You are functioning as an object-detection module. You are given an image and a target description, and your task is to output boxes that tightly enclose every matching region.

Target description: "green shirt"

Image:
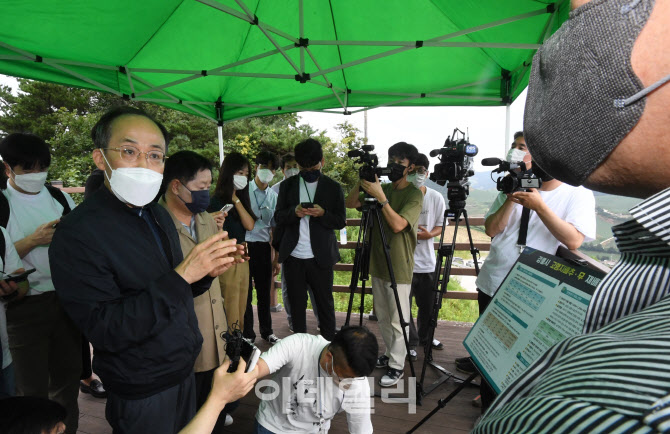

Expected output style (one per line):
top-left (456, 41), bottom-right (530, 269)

top-left (366, 182), bottom-right (423, 284)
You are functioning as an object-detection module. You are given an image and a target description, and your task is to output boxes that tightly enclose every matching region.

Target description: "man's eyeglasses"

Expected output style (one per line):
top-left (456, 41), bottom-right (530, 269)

top-left (412, 168), bottom-right (427, 175)
top-left (104, 145), bottom-right (166, 166)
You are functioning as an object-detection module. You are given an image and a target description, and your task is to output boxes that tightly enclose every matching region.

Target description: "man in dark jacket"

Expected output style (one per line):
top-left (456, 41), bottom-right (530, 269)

top-left (274, 138), bottom-right (346, 341)
top-left (49, 107), bottom-right (249, 434)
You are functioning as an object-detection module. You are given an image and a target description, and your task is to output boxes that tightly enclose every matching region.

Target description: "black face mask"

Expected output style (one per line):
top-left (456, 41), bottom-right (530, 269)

top-left (388, 162), bottom-right (407, 182)
top-left (300, 169), bottom-right (321, 183)
top-left (531, 164), bottom-right (554, 182)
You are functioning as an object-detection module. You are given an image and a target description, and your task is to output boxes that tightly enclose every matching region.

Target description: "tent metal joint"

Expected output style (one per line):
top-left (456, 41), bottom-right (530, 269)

top-left (295, 73), bottom-right (310, 83)
top-left (415, 40), bottom-right (424, 48)
top-left (122, 93), bottom-right (130, 101)
top-left (295, 38), bottom-right (309, 47)
top-left (35, 55), bottom-right (43, 63)
top-left (421, 93), bottom-right (426, 98)
top-left (201, 70), bottom-right (208, 76)
top-left (344, 110), bottom-right (352, 115)
top-left (118, 66), bottom-right (126, 74)
top-left (546, 3), bottom-right (556, 13)
top-left (251, 14), bottom-right (259, 25)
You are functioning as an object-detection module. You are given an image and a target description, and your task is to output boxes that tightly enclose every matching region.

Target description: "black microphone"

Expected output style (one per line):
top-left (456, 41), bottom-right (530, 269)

top-left (481, 158), bottom-right (502, 166)
top-left (429, 149), bottom-right (442, 158)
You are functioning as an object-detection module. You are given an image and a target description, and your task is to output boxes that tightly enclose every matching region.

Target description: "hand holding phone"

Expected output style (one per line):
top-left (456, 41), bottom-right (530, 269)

top-left (221, 204), bottom-right (234, 213)
top-left (301, 202), bottom-right (314, 209)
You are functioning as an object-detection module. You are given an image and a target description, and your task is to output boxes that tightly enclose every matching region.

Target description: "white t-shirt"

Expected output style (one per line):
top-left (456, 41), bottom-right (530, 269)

top-left (475, 184), bottom-right (596, 297)
top-left (256, 334), bottom-right (373, 434)
top-left (0, 226), bottom-right (24, 369)
top-left (3, 184), bottom-right (76, 295)
top-left (291, 178), bottom-right (318, 259)
top-left (413, 187), bottom-right (447, 273)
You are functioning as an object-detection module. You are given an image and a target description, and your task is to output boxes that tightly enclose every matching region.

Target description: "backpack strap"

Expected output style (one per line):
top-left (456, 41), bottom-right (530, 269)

top-left (0, 228), bottom-right (5, 273)
top-left (45, 185), bottom-right (72, 216)
top-left (0, 193), bottom-right (9, 229)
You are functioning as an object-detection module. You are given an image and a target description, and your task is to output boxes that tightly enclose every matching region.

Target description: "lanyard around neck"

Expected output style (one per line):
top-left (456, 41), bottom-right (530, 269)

top-left (302, 177), bottom-right (314, 203)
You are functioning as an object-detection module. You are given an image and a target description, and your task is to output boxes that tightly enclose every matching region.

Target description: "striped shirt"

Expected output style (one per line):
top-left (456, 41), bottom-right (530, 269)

top-left (473, 187), bottom-right (670, 433)
top-left (473, 294), bottom-right (670, 433)
top-left (584, 187), bottom-right (670, 333)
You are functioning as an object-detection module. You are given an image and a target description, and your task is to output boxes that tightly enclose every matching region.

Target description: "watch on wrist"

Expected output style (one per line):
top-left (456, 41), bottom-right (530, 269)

top-left (234, 199), bottom-right (240, 204)
top-left (379, 199), bottom-right (389, 207)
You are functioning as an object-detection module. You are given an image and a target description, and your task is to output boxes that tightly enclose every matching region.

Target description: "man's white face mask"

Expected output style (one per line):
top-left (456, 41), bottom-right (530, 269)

top-left (101, 151), bottom-right (163, 207)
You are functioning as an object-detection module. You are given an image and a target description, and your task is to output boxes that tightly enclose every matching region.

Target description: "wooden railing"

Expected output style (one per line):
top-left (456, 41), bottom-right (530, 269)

top-left (274, 217), bottom-right (489, 301)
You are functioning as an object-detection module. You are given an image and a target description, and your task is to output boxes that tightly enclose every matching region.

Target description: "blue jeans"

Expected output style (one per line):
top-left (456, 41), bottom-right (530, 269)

top-left (254, 419), bottom-right (275, 434)
top-left (0, 362), bottom-right (15, 398)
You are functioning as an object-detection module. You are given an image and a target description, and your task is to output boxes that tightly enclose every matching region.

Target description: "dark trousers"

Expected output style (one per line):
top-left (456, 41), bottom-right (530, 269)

top-left (408, 272), bottom-right (436, 350)
top-left (477, 289), bottom-right (496, 413)
top-left (106, 374), bottom-right (196, 434)
top-left (7, 292), bottom-right (81, 434)
top-left (194, 369), bottom-right (239, 434)
top-left (283, 256), bottom-right (336, 341)
top-left (81, 335), bottom-right (92, 380)
top-left (244, 242), bottom-right (274, 340)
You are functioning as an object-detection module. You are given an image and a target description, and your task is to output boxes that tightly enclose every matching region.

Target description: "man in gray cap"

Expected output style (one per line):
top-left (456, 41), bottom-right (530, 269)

top-left (473, 0), bottom-right (670, 431)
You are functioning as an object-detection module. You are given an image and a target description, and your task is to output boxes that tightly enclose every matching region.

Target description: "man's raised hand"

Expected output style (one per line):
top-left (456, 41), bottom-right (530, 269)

top-left (175, 231), bottom-right (240, 283)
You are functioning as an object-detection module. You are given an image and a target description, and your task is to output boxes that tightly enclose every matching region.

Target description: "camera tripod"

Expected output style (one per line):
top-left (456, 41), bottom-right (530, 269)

top-left (415, 199), bottom-right (481, 404)
top-left (343, 196), bottom-right (416, 381)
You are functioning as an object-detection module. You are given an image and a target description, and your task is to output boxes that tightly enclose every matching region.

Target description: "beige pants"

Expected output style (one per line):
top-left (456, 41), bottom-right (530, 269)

top-left (371, 277), bottom-right (411, 370)
top-left (219, 260), bottom-right (250, 332)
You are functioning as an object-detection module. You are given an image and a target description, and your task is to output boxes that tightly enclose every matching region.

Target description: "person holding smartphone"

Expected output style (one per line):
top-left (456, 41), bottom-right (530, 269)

top-left (274, 139), bottom-right (346, 341)
top-left (208, 152), bottom-right (256, 333)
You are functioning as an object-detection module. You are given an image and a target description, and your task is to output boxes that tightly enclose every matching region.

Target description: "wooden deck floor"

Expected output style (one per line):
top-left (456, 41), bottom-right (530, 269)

top-left (76, 309), bottom-right (479, 434)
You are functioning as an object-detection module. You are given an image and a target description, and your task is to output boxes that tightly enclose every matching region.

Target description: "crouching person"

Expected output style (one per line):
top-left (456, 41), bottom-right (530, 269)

top-left (254, 327), bottom-right (378, 433)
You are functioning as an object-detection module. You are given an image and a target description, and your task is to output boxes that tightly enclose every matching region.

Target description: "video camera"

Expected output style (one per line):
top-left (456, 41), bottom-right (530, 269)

top-left (481, 157), bottom-right (542, 194)
top-left (348, 145), bottom-right (394, 182)
top-left (429, 128), bottom-right (478, 208)
top-left (429, 128), bottom-right (478, 186)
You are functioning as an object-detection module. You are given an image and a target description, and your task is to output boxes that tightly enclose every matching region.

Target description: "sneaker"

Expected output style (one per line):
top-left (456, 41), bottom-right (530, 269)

top-left (431, 339), bottom-right (444, 350)
top-left (264, 334), bottom-right (281, 344)
top-left (407, 350), bottom-right (418, 361)
top-left (224, 414), bottom-right (233, 427)
top-left (456, 357), bottom-right (476, 375)
top-left (288, 323), bottom-right (294, 333)
top-left (379, 368), bottom-right (404, 387)
top-left (376, 355), bottom-right (389, 369)
top-left (472, 394), bottom-right (482, 408)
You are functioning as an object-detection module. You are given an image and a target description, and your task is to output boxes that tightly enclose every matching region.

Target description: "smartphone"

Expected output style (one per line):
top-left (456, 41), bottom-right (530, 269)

top-left (220, 204), bottom-right (234, 213)
top-left (4, 268), bottom-right (36, 283)
top-left (301, 202), bottom-right (314, 209)
top-left (246, 347), bottom-right (261, 373)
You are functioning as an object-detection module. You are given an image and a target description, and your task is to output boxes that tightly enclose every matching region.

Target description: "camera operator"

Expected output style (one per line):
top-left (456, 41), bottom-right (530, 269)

top-left (461, 132), bottom-right (596, 413)
top-left (473, 0), bottom-right (670, 431)
top-left (345, 142), bottom-right (423, 387)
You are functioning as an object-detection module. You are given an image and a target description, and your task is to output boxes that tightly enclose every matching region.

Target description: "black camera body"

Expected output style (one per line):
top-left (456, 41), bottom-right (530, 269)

top-left (483, 158), bottom-right (543, 194)
top-left (429, 129), bottom-right (478, 187)
top-left (497, 172), bottom-right (543, 194)
top-left (348, 145), bottom-right (393, 182)
top-left (221, 326), bottom-right (255, 373)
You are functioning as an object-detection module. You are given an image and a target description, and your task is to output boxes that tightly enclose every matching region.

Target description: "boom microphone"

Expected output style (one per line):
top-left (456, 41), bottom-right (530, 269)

top-left (481, 158), bottom-right (502, 166)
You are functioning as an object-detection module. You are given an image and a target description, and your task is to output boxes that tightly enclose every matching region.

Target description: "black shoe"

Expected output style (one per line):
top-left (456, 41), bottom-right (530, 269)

top-left (456, 358), bottom-right (476, 375)
top-left (431, 339), bottom-right (444, 350)
top-left (80, 379), bottom-right (107, 398)
top-left (376, 355), bottom-right (389, 368)
top-left (407, 350), bottom-right (418, 361)
top-left (263, 334), bottom-right (281, 344)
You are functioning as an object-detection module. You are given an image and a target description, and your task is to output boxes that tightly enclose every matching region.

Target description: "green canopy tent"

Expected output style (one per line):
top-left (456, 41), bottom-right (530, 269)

top-left (0, 0), bottom-right (568, 161)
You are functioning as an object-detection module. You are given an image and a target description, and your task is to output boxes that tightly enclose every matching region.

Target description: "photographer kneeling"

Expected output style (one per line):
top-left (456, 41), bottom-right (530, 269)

top-left (253, 326), bottom-right (378, 434)
top-left (345, 142), bottom-right (423, 387)
top-left (460, 132), bottom-right (596, 413)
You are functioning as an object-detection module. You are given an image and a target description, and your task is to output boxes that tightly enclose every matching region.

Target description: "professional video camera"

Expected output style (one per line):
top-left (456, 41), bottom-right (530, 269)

top-left (429, 129), bottom-right (478, 186)
top-left (429, 128), bottom-right (478, 207)
top-left (347, 145), bottom-right (394, 182)
top-left (481, 157), bottom-right (542, 194)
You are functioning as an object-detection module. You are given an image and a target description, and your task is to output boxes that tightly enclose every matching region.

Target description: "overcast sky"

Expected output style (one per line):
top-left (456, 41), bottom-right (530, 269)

top-left (0, 73), bottom-right (526, 170)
